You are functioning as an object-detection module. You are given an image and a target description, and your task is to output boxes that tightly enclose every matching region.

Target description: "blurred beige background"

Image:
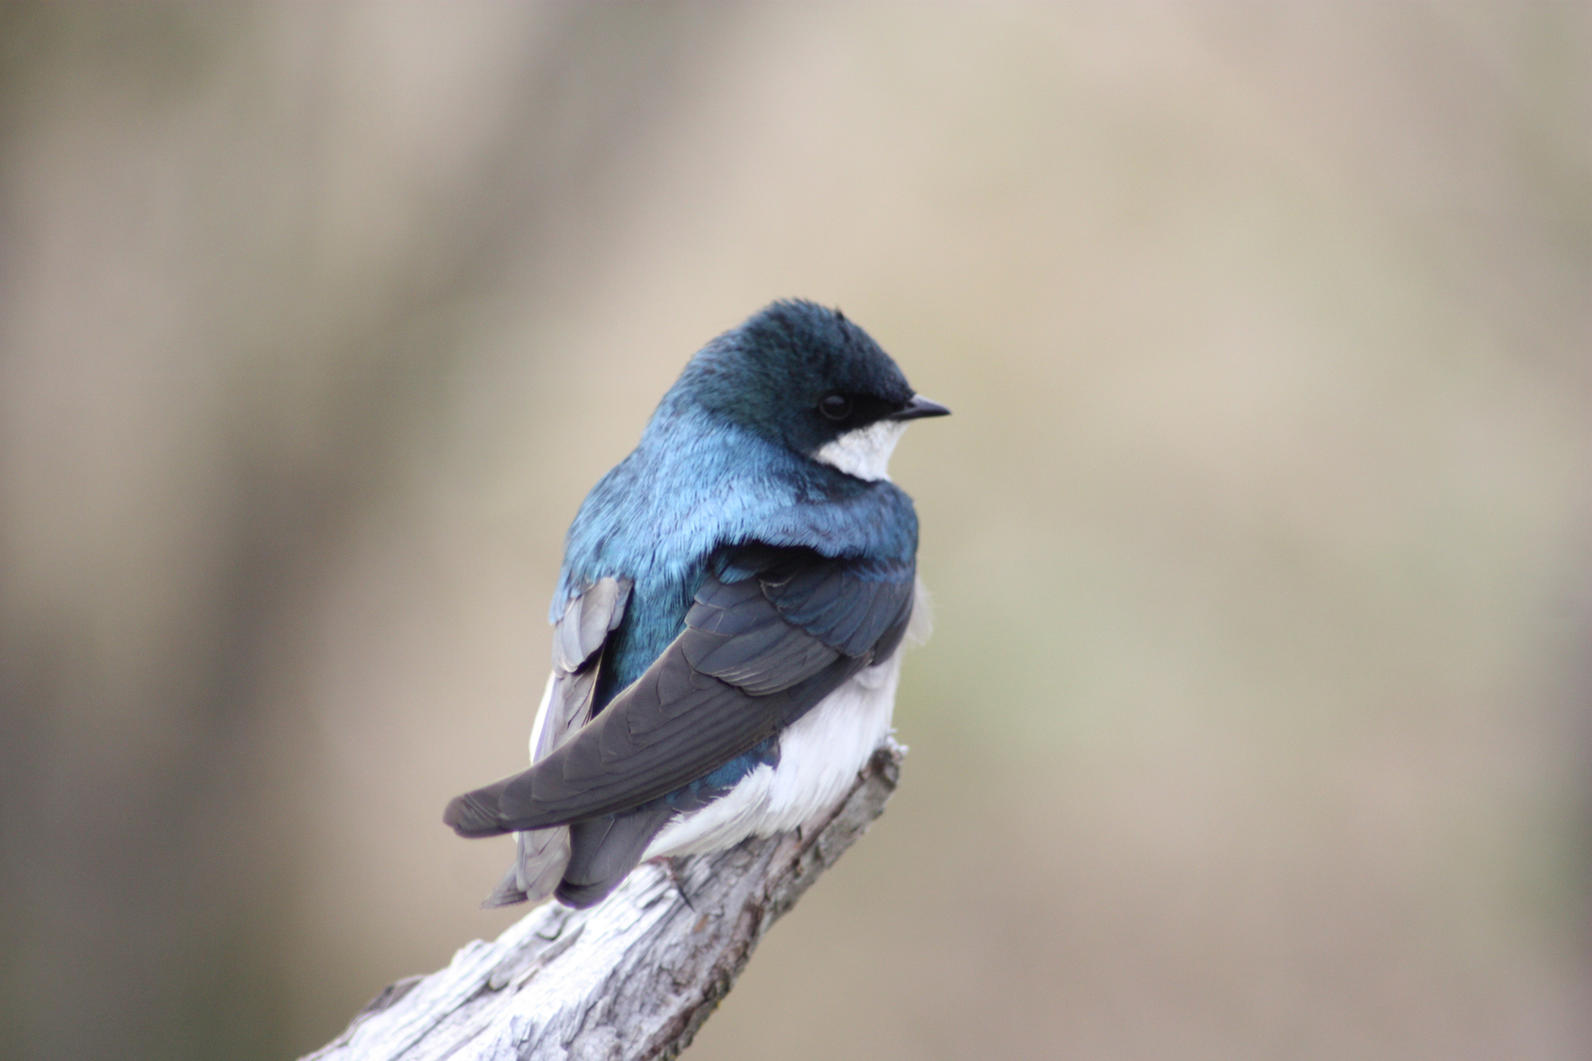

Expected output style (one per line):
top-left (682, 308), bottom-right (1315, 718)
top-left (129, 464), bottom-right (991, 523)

top-left (2, 3), bottom-right (1588, 1059)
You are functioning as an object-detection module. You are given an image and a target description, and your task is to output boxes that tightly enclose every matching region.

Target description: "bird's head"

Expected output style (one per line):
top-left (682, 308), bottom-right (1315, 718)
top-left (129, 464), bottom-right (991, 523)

top-left (669, 299), bottom-right (948, 481)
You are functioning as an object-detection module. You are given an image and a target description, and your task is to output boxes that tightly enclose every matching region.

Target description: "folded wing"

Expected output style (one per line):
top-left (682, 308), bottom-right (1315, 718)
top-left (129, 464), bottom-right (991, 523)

top-left (445, 545), bottom-right (914, 839)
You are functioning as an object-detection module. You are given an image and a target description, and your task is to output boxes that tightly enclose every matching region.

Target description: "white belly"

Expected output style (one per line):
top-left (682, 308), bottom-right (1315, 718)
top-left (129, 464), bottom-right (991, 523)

top-left (643, 651), bottom-right (903, 860)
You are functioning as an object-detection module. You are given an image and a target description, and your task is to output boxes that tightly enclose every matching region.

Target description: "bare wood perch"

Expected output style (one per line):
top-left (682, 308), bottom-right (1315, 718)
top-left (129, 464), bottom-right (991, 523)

top-left (304, 740), bottom-right (904, 1061)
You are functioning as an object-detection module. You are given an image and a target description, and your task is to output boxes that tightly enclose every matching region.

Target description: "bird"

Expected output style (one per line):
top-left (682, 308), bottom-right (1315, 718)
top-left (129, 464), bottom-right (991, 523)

top-left (444, 299), bottom-right (948, 908)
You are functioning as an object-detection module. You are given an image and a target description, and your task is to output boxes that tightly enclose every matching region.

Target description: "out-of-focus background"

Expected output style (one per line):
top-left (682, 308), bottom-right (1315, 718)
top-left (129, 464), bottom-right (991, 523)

top-left (2, 4), bottom-right (1588, 1059)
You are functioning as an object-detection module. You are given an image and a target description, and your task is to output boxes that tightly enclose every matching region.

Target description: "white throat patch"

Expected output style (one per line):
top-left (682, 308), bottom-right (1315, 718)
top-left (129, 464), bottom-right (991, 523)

top-left (814, 419), bottom-right (907, 481)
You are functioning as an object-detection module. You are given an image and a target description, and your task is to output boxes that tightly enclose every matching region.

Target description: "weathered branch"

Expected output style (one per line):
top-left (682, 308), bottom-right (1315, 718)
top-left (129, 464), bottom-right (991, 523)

top-left (304, 741), bottom-right (904, 1061)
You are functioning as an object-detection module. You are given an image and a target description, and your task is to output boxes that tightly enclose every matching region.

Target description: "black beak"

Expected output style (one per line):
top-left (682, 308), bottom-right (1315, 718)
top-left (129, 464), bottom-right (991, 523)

top-left (891, 394), bottom-right (951, 421)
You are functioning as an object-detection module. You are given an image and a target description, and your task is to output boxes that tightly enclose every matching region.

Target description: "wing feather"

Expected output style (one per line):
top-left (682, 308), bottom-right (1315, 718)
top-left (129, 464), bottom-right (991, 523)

top-left (444, 546), bottom-right (913, 837)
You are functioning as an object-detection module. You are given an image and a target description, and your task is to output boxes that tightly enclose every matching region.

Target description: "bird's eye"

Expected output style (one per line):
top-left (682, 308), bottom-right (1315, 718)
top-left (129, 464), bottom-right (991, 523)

top-left (818, 392), bottom-right (853, 421)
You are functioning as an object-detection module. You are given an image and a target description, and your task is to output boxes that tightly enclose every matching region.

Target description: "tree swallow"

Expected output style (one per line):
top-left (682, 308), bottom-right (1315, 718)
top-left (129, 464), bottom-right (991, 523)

top-left (444, 299), bottom-right (948, 908)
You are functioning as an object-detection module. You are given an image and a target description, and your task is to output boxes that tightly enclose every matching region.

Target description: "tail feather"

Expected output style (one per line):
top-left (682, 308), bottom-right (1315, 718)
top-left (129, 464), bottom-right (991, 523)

top-left (445, 762), bottom-right (677, 908)
top-left (481, 826), bottom-right (572, 907)
top-left (554, 803), bottom-right (675, 908)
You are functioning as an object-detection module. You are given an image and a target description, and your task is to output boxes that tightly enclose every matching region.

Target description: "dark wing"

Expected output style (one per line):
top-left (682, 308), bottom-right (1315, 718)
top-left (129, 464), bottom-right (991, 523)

top-left (479, 577), bottom-right (630, 907)
top-left (444, 545), bottom-right (914, 837)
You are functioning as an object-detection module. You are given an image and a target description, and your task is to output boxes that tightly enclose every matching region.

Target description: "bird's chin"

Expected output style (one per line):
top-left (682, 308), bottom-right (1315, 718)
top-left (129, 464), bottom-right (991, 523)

top-left (813, 420), bottom-right (907, 481)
